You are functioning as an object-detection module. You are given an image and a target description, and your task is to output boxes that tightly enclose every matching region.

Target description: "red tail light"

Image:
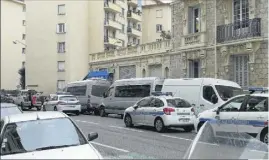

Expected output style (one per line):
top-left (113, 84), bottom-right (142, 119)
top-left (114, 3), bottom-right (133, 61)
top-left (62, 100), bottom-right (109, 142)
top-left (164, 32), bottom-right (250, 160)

top-left (57, 101), bottom-right (66, 105)
top-left (163, 107), bottom-right (175, 115)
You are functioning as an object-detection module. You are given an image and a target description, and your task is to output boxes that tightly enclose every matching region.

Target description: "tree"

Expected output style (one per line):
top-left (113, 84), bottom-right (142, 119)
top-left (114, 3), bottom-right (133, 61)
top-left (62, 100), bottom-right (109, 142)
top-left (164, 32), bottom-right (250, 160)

top-left (18, 67), bottom-right (25, 89)
top-left (160, 30), bottom-right (172, 40)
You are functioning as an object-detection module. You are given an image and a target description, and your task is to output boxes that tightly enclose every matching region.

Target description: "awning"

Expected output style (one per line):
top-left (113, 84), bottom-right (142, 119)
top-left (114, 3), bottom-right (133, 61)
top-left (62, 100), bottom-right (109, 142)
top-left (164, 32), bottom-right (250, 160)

top-left (83, 71), bottom-right (109, 80)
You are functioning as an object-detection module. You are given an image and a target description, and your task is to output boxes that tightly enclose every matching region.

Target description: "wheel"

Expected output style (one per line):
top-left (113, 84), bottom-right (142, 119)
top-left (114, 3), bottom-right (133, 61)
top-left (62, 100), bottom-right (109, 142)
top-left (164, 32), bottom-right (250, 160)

top-left (183, 126), bottom-right (193, 132)
top-left (197, 122), bottom-right (204, 132)
top-left (260, 129), bottom-right (268, 144)
top-left (21, 103), bottom-right (25, 111)
top-left (94, 110), bottom-right (100, 116)
top-left (124, 114), bottom-right (133, 127)
top-left (42, 105), bottom-right (46, 111)
top-left (37, 106), bottom-right (41, 111)
top-left (99, 107), bottom-right (107, 117)
top-left (154, 118), bottom-right (166, 133)
top-left (54, 106), bottom-right (57, 111)
top-left (75, 111), bottom-right (80, 116)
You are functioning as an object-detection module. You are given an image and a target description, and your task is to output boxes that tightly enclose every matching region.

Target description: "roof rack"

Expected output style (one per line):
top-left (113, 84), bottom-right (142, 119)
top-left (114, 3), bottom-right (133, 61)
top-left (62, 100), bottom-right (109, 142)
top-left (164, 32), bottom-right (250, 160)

top-left (248, 87), bottom-right (268, 94)
top-left (151, 92), bottom-right (173, 96)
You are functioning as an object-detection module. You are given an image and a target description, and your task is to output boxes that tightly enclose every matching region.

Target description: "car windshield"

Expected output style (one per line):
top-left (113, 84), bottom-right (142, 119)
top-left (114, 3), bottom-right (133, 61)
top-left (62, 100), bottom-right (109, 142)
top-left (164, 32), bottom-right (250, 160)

top-left (0, 118), bottom-right (87, 156)
top-left (166, 98), bottom-right (192, 108)
top-left (215, 85), bottom-right (243, 101)
top-left (1, 106), bottom-right (22, 117)
top-left (59, 96), bottom-right (77, 101)
top-left (155, 85), bottom-right (163, 91)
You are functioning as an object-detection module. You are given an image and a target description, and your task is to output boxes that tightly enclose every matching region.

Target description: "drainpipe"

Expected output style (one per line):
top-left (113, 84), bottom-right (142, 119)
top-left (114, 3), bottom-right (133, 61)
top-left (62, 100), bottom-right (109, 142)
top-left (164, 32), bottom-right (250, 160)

top-left (214, 0), bottom-right (218, 78)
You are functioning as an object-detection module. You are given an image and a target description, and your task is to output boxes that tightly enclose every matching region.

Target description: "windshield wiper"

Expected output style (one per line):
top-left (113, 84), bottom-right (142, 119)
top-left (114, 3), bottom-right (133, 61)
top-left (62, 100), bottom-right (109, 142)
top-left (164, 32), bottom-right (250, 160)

top-left (35, 144), bottom-right (80, 151)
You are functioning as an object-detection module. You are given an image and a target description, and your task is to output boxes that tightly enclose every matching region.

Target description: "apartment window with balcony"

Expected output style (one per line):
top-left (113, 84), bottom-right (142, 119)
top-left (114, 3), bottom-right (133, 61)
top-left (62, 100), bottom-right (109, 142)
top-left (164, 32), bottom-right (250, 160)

top-left (57, 42), bottom-right (65, 53)
top-left (58, 4), bottom-right (66, 15)
top-left (22, 48), bottom-right (25, 54)
top-left (22, 20), bottom-right (26, 26)
top-left (233, 0), bottom-right (249, 29)
top-left (57, 23), bottom-right (66, 33)
top-left (133, 37), bottom-right (137, 44)
top-left (137, 24), bottom-right (141, 31)
top-left (156, 24), bottom-right (162, 32)
top-left (58, 61), bottom-right (65, 72)
top-left (156, 9), bottom-right (163, 18)
top-left (188, 60), bottom-right (200, 78)
top-left (22, 34), bottom-right (26, 40)
top-left (57, 80), bottom-right (65, 90)
top-left (188, 6), bottom-right (200, 33)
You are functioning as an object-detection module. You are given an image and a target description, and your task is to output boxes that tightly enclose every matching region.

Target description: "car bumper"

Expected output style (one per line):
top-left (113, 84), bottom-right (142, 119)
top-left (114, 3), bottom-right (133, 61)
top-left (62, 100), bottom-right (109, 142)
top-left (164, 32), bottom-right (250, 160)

top-left (163, 115), bottom-right (196, 127)
top-left (23, 102), bottom-right (31, 106)
top-left (57, 105), bottom-right (81, 112)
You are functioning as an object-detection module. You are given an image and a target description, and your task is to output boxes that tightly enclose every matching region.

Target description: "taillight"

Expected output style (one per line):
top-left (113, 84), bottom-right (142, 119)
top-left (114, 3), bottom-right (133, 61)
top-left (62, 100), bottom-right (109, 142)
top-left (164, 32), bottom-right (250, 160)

top-left (57, 101), bottom-right (66, 105)
top-left (163, 107), bottom-right (175, 115)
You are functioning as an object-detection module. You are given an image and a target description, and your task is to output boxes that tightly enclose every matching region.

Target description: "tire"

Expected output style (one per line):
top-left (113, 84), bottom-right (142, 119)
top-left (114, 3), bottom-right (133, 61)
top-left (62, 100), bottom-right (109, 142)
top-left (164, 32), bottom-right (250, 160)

top-left (21, 103), bottom-right (25, 111)
top-left (154, 118), bottom-right (166, 133)
top-left (42, 105), bottom-right (46, 111)
top-left (183, 126), bottom-right (193, 132)
top-left (99, 107), bottom-right (107, 117)
top-left (120, 114), bottom-right (124, 119)
top-left (37, 106), bottom-right (41, 111)
top-left (54, 106), bottom-right (57, 111)
top-left (76, 111), bottom-right (80, 116)
top-left (197, 122), bottom-right (204, 132)
top-left (124, 114), bottom-right (133, 128)
top-left (94, 110), bottom-right (100, 116)
top-left (261, 129), bottom-right (268, 144)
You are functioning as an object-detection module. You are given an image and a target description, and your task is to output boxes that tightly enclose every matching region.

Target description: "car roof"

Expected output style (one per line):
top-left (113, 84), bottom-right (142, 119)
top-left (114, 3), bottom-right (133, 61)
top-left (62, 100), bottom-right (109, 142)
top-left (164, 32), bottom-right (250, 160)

top-left (58, 95), bottom-right (74, 97)
top-left (3, 111), bottom-right (68, 123)
top-left (0, 103), bottom-right (18, 108)
top-left (251, 93), bottom-right (269, 98)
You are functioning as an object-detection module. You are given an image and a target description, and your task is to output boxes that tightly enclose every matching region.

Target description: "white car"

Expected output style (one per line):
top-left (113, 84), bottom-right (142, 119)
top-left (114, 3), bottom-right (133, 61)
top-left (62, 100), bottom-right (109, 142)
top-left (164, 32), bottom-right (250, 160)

top-left (0, 112), bottom-right (103, 159)
top-left (123, 93), bottom-right (196, 132)
top-left (43, 95), bottom-right (81, 115)
top-left (194, 93), bottom-right (268, 144)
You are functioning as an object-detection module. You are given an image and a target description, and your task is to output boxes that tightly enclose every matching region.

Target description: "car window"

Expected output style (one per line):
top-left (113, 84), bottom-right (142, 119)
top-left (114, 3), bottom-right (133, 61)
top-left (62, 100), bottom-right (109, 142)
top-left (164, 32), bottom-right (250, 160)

top-left (137, 97), bottom-right (152, 107)
top-left (167, 98), bottom-right (192, 108)
top-left (0, 118), bottom-right (87, 156)
top-left (203, 86), bottom-right (217, 103)
top-left (245, 96), bottom-right (268, 112)
top-left (59, 96), bottom-right (77, 101)
top-left (51, 96), bottom-right (58, 101)
top-left (219, 96), bottom-right (245, 112)
top-left (106, 87), bottom-right (114, 97)
top-left (91, 85), bottom-right (109, 97)
top-left (150, 98), bottom-right (164, 107)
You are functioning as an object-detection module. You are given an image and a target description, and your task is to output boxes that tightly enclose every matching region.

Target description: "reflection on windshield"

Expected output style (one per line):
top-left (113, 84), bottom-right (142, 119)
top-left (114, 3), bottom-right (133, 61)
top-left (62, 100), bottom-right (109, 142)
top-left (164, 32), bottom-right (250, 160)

top-left (167, 99), bottom-right (191, 108)
top-left (215, 85), bottom-right (243, 101)
top-left (0, 118), bottom-right (87, 156)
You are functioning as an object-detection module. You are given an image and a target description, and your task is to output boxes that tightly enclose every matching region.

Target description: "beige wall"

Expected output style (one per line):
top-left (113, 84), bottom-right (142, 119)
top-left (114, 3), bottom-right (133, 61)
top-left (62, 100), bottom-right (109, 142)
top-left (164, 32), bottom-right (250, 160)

top-left (1, 0), bottom-right (25, 90)
top-left (142, 4), bottom-right (171, 43)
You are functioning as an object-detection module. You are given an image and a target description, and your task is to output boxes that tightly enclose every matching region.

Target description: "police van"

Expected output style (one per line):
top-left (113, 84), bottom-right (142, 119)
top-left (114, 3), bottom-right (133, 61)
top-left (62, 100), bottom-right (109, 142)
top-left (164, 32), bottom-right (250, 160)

top-left (123, 92), bottom-right (196, 132)
top-left (194, 87), bottom-right (268, 144)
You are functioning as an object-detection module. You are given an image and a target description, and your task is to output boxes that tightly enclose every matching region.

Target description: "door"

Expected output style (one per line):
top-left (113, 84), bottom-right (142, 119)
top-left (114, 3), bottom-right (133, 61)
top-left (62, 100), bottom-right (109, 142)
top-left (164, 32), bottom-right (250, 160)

top-left (103, 87), bottom-right (115, 114)
top-left (234, 55), bottom-right (249, 89)
top-left (144, 98), bottom-right (164, 126)
top-left (199, 85), bottom-right (219, 113)
top-left (214, 96), bottom-right (245, 138)
top-left (46, 96), bottom-right (58, 110)
top-left (132, 97), bottom-right (153, 125)
top-left (237, 96), bottom-right (268, 138)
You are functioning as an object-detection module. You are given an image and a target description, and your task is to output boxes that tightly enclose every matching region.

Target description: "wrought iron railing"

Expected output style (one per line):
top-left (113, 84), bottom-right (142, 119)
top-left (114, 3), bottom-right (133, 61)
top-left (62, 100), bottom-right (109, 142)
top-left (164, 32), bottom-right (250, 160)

top-left (217, 18), bottom-right (261, 43)
top-left (127, 27), bottom-right (132, 33)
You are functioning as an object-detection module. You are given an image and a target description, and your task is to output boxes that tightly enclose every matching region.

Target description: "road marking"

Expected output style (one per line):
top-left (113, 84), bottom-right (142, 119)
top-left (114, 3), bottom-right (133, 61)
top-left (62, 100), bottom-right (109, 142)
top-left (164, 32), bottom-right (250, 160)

top-left (109, 125), bottom-right (144, 133)
top-left (161, 134), bottom-right (219, 146)
top-left (91, 142), bottom-right (129, 153)
top-left (75, 120), bottom-right (99, 125)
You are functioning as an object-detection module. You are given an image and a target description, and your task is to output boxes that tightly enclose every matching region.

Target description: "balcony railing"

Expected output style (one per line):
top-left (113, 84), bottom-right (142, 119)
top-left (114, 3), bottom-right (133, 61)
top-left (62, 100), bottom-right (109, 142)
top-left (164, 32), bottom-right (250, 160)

top-left (217, 18), bottom-right (261, 43)
top-left (127, 10), bottom-right (142, 22)
top-left (127, 27), bottom-right (142, 37)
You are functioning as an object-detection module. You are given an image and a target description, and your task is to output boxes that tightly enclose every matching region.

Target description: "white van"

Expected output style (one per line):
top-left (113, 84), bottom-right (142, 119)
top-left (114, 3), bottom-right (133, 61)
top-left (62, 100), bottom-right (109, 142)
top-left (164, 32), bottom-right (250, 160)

top-left (161, 78), bottom-right (243, 114)
top-left (64, 78), bottom-right (111, 115)
top-left (100, 77), bottom-right (164, 118)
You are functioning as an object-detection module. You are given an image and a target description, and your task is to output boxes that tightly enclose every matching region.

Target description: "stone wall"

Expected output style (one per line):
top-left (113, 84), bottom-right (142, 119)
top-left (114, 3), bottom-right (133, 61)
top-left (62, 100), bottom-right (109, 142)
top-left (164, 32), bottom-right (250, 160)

top-left (256, 0), bottom-right (268, 38)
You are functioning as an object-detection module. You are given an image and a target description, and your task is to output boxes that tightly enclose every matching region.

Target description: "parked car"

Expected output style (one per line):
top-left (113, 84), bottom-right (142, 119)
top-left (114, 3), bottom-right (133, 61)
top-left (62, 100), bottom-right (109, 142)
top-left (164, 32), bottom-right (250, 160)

top-left (14, 89), bottom-right (42, 111)
top-left (0, 112), bottom-right (102, 159)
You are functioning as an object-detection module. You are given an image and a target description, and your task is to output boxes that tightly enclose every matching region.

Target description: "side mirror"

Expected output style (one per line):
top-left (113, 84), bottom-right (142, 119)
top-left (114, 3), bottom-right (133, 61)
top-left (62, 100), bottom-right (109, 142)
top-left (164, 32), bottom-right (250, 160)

top-left (87, 132), bottom-right (98, 141)
top-left (133, 105), bottom-right (138, 109)
top-left (216, 108), bottom-right (220, 115)
top-left (211, 94), bottom-right (218, 104)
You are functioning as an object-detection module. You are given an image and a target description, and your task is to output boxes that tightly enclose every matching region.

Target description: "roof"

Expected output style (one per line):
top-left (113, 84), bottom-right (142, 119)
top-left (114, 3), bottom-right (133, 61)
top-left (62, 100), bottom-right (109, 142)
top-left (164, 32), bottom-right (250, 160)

top-left (4, 111), bottom-right (68, 123)
top-left (115, 77), bottom-right (162, 82)
top-left (0, 103), bottom-right (18, 108)
top-left (68, 78), bottom-right (109, 85)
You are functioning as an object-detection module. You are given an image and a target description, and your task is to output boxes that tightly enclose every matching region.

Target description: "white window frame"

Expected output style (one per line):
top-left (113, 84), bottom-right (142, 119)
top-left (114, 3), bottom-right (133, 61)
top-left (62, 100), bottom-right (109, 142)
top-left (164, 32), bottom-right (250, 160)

top-left (57, 42), bottom-right (65, 53)
top-left (156, 9), bottom-right (163, 18)
top-left (188, 6), bottom-right (201, 34)
top-left (156, 24), bottom-right (162, 32)
top-left (58, 4), bottom-right (66, 15)
top-left (57, 80), bottom-right (66, 90)
top-left (57, 61), bottom-right (65, 72)
top-left (57, 23), bottom-right (66, 33)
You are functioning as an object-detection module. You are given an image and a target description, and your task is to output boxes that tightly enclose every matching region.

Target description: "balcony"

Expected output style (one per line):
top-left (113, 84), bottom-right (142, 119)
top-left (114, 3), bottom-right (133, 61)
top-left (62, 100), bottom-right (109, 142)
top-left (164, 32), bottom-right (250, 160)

top-left (89, 40), bottom-right (172, 63)
top-left (127, 10), bottom-right (142, 22)
top-left (217, 18), bottom-right (261, 43)
top-left (104, 36), bottom-right (122, 47)
top-left (127, 27), bottom-right (142, 37)
top-left (104, 19), bottom-right (121, 30)
top-left (127, 0), bottom-right (138, 7)
top-left (104, 1), bottom-right (121, 13)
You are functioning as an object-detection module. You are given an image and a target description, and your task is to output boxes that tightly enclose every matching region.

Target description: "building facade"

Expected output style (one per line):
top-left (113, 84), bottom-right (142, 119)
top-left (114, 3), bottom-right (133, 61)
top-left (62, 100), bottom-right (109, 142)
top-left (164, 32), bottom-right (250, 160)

top-left (89, 0), bottom-right (268, 89)
top-left (142, 0), bottom-right (172, 43)
top-left (1, 0), bottom-right (26, 90)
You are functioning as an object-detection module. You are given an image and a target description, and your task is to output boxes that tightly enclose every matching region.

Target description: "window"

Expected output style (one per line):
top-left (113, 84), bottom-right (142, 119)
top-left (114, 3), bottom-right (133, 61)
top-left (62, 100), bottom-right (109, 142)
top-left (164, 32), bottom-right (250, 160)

top-left (219, 96), bottom-right (245, 112)
top-left (57, 61), bottom-right (65, 72)
top-left (137, 97), bottom-right (153, 107)
top-left (233, 0), bottom-right (249, 28)
top-left (215, 85), bottom-right (243, 101)
top-left (58, 4), bottom-right (66, 15)
top-left (22, 5), bottom-right (26, 12)
top-left (57, 42), bottom-right (65, 53)
top-left (137, 39), bottom-right (140, 45)
top-left (150, 98), bottom-right (164, 107)
top-left (137, 24), bottom-right (141, 31)
top-left (121, 8), bottom-right (125, 17)
top-left (156, 24), bottom-right (162, 32)
top-left (245, 97), bottom-right (268, 112)
top-left (188, 60), bottom-right (200, 78)
top-left (203, 86), bottom-right (217, 103)
top-left (22, 48), bottom-right (25, 54)
top-left (167, 98), bottom-right (192, 108)
top-left (121, 24), bottom-right (125, 33)
top-left (22, 34), bottom-right (26, 40)
top-left (22, 20), bottom-right (26, 26)
top-left (156, 9), bottom-right (163, 18)
top-left (188, 6), bottom-right (200, 33)
top-left (22, 61), bottom-right (25, 67)
top-left (91, 85), bottom-right (110, 97)
top-left (51, 96), bottom-right (58, 101)
top-left (57, 23), bottom-right (66, 33)
top-left (66, 85), bottom-right (87, 96)
top-left (114, 85), bottom-right (151, 97)
top-left (57, 80), bottom-right (65, 90)
top-left (155, 85), bottom-right (162, 91)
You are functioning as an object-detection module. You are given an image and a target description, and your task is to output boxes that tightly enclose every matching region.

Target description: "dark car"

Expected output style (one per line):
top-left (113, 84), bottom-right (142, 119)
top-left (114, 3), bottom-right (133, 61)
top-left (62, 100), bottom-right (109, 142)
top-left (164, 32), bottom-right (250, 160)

top-left (1, 103), bottom-right (23, 118)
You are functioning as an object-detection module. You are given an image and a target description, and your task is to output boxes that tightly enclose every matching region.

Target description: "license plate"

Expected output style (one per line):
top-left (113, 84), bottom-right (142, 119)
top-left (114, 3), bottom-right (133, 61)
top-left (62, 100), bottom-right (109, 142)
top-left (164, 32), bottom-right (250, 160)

top-left (179, 118), bottom-right (189, 122)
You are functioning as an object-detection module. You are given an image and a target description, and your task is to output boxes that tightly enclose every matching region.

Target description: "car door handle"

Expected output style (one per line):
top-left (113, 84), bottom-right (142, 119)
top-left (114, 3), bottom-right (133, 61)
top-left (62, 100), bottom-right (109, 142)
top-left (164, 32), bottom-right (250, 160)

top-left (200, 104), bottom-right (204, 107)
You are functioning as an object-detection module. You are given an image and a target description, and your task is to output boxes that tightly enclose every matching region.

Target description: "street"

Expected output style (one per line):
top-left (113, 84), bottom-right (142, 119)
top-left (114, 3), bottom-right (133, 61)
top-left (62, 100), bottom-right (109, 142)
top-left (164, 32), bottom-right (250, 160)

top-left (25, 110), bottom-right (196, 159)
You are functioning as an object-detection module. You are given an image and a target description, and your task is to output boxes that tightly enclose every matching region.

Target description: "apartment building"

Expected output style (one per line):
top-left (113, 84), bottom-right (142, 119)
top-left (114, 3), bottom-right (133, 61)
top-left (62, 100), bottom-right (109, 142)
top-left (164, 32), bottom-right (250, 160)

top-left (142, 0), bottom-right (172, 43)
top-left (25, 0), bottom-right (142, 94)
top-left (1, 0), bottom-right (26, 90)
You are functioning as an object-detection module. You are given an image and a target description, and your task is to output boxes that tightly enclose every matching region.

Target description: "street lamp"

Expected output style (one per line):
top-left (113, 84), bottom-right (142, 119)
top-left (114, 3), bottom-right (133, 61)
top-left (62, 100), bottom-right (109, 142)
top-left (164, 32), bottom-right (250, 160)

top-left (13, 40), bottom-right (26, 47)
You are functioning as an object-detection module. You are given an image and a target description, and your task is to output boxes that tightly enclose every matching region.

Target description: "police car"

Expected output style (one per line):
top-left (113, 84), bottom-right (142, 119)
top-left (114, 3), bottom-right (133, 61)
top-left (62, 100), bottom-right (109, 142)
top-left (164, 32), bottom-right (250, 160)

top-left (194, 87), bottom-right (268, 144)
top-left (123, 92), bottom-right (196, 132)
